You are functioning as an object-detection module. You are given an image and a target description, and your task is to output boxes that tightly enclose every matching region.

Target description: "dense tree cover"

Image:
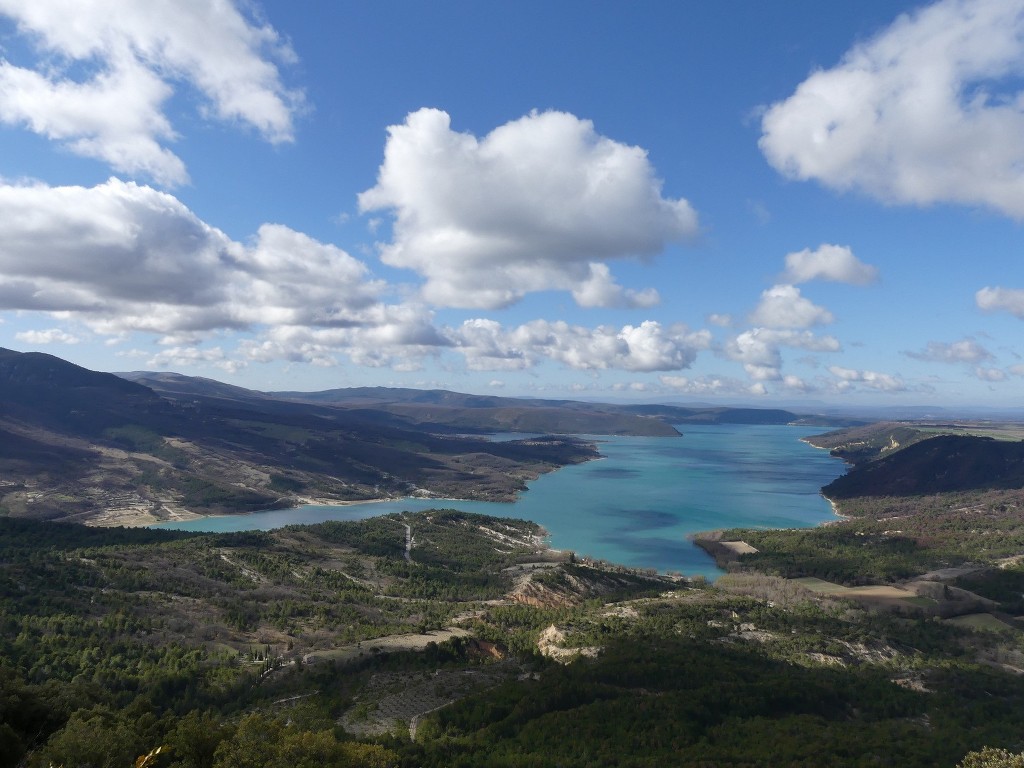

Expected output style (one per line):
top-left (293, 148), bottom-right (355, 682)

top-left (958, 747), bottom-right (1024, 767)
top-left (720, 488), bottom-right (1024, 585)
top-left (824, 436), bottom-right (1024, 498)
top-left (409, 597), bottom-right (1024, 767)
top-left (0, 511), bottom-right (566, 764)
top-left (5, 508), bottom-right (1024, 766)
top-left (723, 525), bottom-right (934, 584)
top-left (207, 713), bottom-right (400, 768)
top-left (954, 565), bottom-right (1024, 614)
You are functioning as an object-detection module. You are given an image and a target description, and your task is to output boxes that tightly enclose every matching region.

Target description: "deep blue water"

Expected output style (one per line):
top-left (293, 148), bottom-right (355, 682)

top-left (155, 424), bottom-right (845, 578)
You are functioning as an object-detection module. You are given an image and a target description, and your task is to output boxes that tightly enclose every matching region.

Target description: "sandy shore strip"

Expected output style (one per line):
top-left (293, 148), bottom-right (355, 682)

top-left (86, 494), bottom-right (403, 528)
top-left (86, 503), bottom-right (203, 528)
top-left (822, 494), bottom-right (851, 524)
top-left (718, 540), bottom-right (759, 556)
top-left (99, 490), bottom-right (519, 529)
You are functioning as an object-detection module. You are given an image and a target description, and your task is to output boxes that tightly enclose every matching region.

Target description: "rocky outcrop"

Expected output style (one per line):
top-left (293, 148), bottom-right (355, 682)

top-left (508, 564), bottom-right (669, 608)
top-left (537, 625), bottom-right (599, 662)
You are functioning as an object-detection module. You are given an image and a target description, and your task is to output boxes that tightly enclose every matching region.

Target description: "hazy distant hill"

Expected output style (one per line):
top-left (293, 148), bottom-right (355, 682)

top-left (120, 375), bottom-right (680, 436)
top-left (118, 370), bottom-right (271, 403)
top-left (616, 403), bottom-right (804, 425)
top-left (268, 385), bottom-right (682, 436)
top-left (272, 386), bottom-right (557, 409)
top-left (266, 385), bottom-right (821, 434)
top-left (125, 371), bottom-right (852, 435)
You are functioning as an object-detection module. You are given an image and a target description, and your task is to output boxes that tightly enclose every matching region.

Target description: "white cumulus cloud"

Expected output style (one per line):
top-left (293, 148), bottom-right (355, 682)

top-left (143, 345), bottom-right (244, 374)
top-left (707, 313), bottom-right (733, 328)
top-left (749, 284), bottom-right (834, 329)
top-left (658, 374), bottom-right (753, 396)
top-left (977, 286), bottom-right (1024, 317)
top-left (782, 374), bottom-right (814, 393)
top-left (451, 319), bottom-right (710, 373)
top-left (0, 177), bottom-right (411, 348)
top-left (237, 308), bottom-right (449, 371)
top-left (0, 177), bottom-right (713, 376)
top-left (14, 328), bottom-right (80, 345)
top-left (976, 367), bottom-right (1006, 381)
top-left (724, 328), bottom-right (840, 381)
top-left (0, 0), bottom-right (302, 185)
top-left (905, 338), bottom-right (993, 364)
top-left (780, 244), bottom-right (878, 285)
top-left (571, 263), bottom-right (660, 309)
top-left (760, 0), bottom-right (1024, 218)
top-left (358, 108), bottom-right (698, 309)
top-left (828, 365), bottom-right (907, 392)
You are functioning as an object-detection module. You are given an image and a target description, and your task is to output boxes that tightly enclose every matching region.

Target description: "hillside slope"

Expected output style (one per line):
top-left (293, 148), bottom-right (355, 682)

top-left (0, 349), bottom-right (597, 524)
top-left (824, 435), bottom-right (1024, 498)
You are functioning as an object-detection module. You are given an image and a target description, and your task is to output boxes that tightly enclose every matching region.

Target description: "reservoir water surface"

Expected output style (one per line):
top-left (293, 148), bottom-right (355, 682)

top-left (157, 424), bottom-right (846, 577)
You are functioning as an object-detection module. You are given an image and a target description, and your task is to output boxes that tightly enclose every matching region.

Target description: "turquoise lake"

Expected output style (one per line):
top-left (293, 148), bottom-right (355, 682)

top-left (156, 424), bottom-right (847, 578)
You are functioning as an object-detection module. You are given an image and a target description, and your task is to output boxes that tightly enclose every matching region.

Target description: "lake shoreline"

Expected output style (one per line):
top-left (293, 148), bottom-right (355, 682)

top-left (150, 425), bottom-right (846, 579)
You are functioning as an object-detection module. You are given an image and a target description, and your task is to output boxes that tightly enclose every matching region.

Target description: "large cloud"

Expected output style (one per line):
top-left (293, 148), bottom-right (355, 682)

top-left (238, 317), bottom-right (711, 374)
top-left (780, 244), bottom-right (878, 285)
top-left (905, 338), bottom-right (993, 364)
top-left (0, 178), bottom-right (385, 335)
top-left (760, 0), bottom-right (1024, 218)
top-left (749, 284), bottom-right (834, 329)
top-left (238, 306), bottom-right (450, 370)
top-left (144, 345), bottom-right (243, 374)
top-left (977, 286), bottom-right (1024, 317)
top-left (0, 0), bottom-right (301, 185)
top-left (1, 177), bottom-right (713, 375)
top-left (358, 108), bottom-right (698, 309)
top-left (725, 327), bottom-right (840, 381)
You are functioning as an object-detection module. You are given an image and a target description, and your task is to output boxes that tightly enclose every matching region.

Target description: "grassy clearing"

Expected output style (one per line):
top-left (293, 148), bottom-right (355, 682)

top-left (790, 577), bottom-right (928, 608)
top-left (915, 423), bottom-right (1024, 441)
top-left (306, 628), bottom-right (473, 665)
top-left (897, 595), bottom-right (939, 608)
top-left (944, 613), bottom-right (1016, 632)
top-left (791, 577), bottom-right (849, 594)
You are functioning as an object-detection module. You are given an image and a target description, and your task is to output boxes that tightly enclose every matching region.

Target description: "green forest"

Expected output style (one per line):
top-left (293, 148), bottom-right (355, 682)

top-left (3, 494), bottom-right (1024, 767)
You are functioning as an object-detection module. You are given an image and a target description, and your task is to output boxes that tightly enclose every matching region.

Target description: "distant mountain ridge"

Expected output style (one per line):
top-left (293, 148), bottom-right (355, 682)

top-left (123, 374), bottom-right (685, 437)
top-left (268, 384), bottom-right (804, 424)
top-left (118, 370), bottom-right (271, 402)
top-left (122, 372), bottom-right (838, 437)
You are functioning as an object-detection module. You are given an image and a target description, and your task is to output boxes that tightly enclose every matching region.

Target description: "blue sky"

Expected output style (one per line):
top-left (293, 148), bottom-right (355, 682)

top-left (1, 0), bottom-right (1023, 408)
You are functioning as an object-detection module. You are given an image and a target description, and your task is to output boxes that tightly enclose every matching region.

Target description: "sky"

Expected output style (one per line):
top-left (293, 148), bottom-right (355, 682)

top-left (1, 0), bottom-right (1023, 408)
